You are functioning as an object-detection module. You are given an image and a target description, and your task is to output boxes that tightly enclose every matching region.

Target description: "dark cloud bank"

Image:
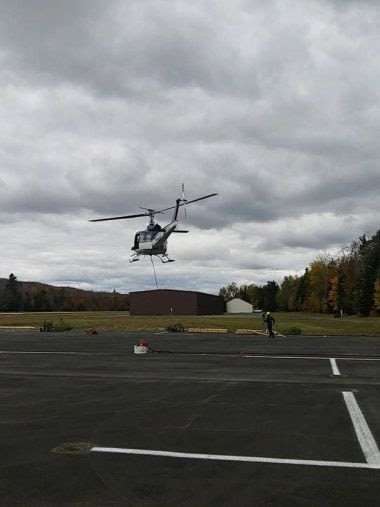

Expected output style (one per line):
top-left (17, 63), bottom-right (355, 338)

top-left (0, 0), bottom-right (379, 292)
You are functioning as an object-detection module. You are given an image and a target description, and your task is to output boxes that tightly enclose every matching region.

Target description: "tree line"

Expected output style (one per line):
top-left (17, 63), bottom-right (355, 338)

top-left (219, 230), bottom-right (380, 316)
top-left (0, 274), bottom-right (130, 312)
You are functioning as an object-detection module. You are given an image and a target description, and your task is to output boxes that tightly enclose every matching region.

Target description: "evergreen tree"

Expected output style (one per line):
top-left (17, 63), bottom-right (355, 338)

top-left (238, 284), bottom-right (251, 303)
top-left (247, 284), bottom-right (264, 309)
top-left (262, 281), bottom-right (279, 311)
top-left (277, 276), bottom-right (299, 311)
top-left (357, 230), bottom-right (380, 316)
top-left (1, 273), bottom-right (22, 311)
top-left (374, 276), bottom-right (380, 314)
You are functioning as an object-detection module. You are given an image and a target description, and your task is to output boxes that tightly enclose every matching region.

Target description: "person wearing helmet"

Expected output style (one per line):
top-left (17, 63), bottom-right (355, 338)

top-left (265, 312), bottom-right (276, 338)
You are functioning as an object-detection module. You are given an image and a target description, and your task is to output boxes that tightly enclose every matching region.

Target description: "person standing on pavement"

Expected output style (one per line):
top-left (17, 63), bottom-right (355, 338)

top-left (265, 312), bottom-right (276, 338)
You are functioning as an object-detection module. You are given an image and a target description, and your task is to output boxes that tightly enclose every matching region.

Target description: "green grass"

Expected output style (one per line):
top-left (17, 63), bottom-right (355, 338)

top-left (0, 311), bottom-right (380, 335)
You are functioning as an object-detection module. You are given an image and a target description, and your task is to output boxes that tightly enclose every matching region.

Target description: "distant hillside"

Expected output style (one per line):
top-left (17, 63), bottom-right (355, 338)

top-left (0, 277), bottom-right (129, 311)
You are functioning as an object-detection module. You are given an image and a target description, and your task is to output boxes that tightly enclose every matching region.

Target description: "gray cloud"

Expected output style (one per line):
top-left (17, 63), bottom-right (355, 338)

top-left (0, 0), bottom-right (379, 292)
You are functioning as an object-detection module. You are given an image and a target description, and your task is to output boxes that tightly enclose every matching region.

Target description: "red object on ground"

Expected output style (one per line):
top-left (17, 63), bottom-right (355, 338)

top-left (85, 329), bottom-right (98, 335)
top-left (139, 339), bottom-right (149, 347)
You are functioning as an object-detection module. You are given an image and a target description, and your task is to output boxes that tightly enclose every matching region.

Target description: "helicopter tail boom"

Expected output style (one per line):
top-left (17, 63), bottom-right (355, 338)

top-left (173, 198), bottom-right (181, 222)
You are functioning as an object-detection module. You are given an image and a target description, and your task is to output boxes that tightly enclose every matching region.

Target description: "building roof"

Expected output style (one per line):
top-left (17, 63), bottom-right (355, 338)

top-left (130, 289), bottom-right (220, 298)
top-left (226, 297), bottom-right (252, 304)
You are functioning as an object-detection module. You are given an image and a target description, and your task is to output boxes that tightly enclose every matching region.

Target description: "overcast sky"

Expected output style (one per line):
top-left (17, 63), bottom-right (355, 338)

top-left (1, 0), bottom-right (379, 293)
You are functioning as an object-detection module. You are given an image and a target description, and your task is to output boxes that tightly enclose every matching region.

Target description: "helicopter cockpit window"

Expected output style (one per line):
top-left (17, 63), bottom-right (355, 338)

top-left (133, 232), bottom-right (140, 250)
top-left (151, 224), bottom-right (162, 238)
top-left (140, 231), bottom-right (152, 241)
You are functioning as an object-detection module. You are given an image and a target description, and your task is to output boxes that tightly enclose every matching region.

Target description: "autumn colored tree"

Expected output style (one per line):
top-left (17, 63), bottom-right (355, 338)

top-left (306, 258), bottom-right (329, 312)
top-left (219, 229), bottom-right (380, 316)
top-left (326, 260), bottom-right (339, 313)
top-left (335, 246), bottom-right (360, 314)
top-left (327, 273), bottom-right (339, 313)
top-left (295, 268), bottom-right (310, 311)
top-left (219, 282), bottom-right (240, 301)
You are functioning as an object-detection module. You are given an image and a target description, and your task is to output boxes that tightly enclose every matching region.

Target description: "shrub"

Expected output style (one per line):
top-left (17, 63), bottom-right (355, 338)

top-left (166, 322), bottom-right (185, 332)
top-left (40, 320), bottom-right (54, 332)
top-left (54, 319), bottom-right (73, 332)
top-left (40, 319), bottom-right (72, 332)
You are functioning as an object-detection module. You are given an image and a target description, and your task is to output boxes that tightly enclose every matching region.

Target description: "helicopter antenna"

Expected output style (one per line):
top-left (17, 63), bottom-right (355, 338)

top-left (150, 256), bottom-right (159, 289)
top-left (181, 183), bottom-right (187, 220)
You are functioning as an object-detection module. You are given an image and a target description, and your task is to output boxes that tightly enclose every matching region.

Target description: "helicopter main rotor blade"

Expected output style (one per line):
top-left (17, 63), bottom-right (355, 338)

top-left (89, 212), bottom-right (148, 222)
top-left (89, 193), bottom-right (217, 222)
top-left (158, 193), bottom-right (218, 213)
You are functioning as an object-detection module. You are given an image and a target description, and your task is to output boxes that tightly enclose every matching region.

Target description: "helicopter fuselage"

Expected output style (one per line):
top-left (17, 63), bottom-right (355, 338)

top-left (134, 221), bottom-right (177, 256)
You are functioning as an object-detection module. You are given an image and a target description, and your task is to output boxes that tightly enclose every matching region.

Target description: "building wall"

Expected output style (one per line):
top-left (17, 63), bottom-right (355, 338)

top-left (130, 290), bottom-right (197, 315)
top-left (226, 298), bottom-right (253, 313)
top-left (129, 289), bottom-right (224, 315)
top-left (197, 292), bottom-right (225, 315)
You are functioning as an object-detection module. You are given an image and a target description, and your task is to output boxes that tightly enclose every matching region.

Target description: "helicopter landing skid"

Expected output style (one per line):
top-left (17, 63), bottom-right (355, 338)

top-left (157, 254), bottom-right (175, 263)
top-left (129, 253), bottom-right (174, 263)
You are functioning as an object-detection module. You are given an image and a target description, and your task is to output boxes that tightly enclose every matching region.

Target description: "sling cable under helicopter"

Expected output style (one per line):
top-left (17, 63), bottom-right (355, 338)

top-left (90, 189), bottom-right (218, 285)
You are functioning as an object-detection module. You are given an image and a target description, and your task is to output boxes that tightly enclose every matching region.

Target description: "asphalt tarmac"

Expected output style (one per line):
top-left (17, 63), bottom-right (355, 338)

top-left (1, 330), bottom-right (380, 506)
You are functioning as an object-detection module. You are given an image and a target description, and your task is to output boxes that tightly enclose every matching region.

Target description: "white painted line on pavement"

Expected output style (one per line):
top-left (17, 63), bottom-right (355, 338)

top-left (1, 350), bottom-right (380, 361)
top-left (0, 350), bottom-right (106, 356)
top-left (343, 391), bottom-right (380, 466)
top-left (90, 446), bottom-right (380, 469)
top-left (329, 358), bottom-right (341, 375)
top-left (0, 326), bottom-right (36, 329)
top-left (242, 354), bottom-right (380, 361)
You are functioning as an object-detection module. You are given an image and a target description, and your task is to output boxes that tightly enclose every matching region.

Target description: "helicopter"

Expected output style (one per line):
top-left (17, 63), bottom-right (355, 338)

top-left (89, 189), bottom-right (218, 263)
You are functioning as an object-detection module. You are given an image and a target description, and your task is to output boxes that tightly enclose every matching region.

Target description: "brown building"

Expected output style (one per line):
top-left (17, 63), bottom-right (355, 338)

top-left (129, 289), bottom-right (225, 315)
